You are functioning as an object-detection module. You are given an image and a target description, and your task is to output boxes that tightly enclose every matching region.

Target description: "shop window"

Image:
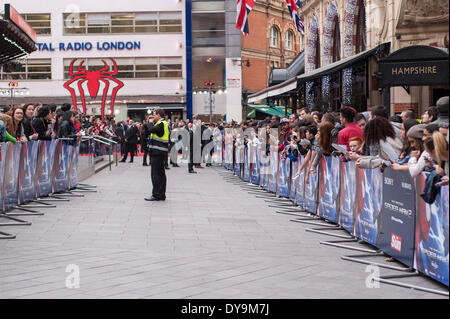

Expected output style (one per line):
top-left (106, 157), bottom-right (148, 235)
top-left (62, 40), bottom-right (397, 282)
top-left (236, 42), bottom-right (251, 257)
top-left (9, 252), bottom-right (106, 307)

top-left (24, 14), bottom-right (51, 35)
top-left (0, 59), bottom-right (51, 80)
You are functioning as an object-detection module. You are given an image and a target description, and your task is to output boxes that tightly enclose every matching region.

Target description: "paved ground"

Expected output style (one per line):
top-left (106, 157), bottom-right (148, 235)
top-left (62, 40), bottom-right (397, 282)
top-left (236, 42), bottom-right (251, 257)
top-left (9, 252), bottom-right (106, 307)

top-left (0, 160), bottom-right (447, 299)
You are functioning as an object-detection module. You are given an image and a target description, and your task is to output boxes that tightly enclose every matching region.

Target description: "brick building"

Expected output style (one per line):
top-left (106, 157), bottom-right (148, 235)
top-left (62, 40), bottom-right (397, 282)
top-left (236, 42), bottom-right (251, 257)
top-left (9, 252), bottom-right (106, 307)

top-left (241, 0), bottom-right (303, 96)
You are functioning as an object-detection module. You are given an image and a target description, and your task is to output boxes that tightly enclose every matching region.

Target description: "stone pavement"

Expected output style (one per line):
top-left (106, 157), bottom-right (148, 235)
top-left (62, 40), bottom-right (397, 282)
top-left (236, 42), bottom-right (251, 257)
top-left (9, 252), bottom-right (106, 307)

top-left (0, 161), bottom-right (447, 299)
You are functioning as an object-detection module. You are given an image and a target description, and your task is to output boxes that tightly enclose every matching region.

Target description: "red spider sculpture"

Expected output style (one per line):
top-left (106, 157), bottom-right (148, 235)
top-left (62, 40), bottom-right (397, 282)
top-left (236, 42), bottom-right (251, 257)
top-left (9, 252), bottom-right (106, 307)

top-left (63, 58), bottom-right (124, 119)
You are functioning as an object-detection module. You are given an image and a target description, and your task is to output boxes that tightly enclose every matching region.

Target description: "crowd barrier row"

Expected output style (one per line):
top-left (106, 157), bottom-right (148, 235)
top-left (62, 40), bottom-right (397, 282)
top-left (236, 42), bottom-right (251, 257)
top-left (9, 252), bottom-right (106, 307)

top-left (222, 142), bottom-right (449, 287)
top-left (0, 140), bottom-right (80, 214)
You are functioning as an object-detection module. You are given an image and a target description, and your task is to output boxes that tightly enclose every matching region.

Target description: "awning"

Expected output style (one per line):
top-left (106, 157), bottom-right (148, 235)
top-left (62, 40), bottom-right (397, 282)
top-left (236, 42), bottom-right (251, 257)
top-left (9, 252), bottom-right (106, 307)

top-left (247, 105), bottom-right (291, 117)
top-left (377, 45), bottom-right (449, 87)
top-left (248, 77), bottom-right (297, 104)
top-left (296, 42), bottom-right (390, 83)
top-left (0, 5), bottom-right (37, 65)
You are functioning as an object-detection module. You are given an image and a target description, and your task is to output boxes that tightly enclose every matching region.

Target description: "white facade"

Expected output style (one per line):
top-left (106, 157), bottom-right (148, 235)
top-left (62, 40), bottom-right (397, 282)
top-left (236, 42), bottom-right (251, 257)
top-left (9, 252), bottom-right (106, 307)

top-left (0, 0), bottom-right (186, 120)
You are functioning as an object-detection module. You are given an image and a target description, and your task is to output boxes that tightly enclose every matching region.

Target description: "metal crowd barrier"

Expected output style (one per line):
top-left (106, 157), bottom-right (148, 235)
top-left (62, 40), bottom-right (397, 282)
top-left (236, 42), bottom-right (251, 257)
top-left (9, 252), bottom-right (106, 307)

top-left (222, 141), bottom-right (449, 295)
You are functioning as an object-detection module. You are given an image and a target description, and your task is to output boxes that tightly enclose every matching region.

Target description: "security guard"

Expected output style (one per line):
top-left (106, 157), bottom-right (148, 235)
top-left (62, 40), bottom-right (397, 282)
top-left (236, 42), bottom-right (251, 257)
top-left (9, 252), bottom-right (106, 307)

top-left (145, 108), bottom-right (169, 201)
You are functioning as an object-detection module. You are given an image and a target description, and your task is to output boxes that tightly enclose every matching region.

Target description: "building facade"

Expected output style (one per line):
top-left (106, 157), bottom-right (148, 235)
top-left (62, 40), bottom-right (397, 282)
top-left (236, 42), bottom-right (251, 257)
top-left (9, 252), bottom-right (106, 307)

top-left (242, 0), bottom-right (303, 95)
top-left (0, 0), bottom-right (186, 122)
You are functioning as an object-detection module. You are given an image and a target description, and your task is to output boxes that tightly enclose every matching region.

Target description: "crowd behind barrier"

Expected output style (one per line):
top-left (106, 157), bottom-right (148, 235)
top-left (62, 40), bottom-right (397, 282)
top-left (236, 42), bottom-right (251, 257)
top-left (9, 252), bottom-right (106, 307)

top-left (221, 140), bottom-right (449, 287)
top-left (217, 99), bottom-right (449, 286)
top-left (0, 140), bottom-right (80, 214)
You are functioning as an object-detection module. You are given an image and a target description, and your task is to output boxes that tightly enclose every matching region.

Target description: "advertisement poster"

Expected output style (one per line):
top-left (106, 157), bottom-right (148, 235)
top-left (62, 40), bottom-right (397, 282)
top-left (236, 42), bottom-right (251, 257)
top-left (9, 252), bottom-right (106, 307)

top-left (378, 168), bottom-right (416, 268)
top-left (3, 143), bottom-right (22, 210)
top-left (304, 169), bottom-right (318, 214)
top-left (18, 141), bottom-right (38, 204)
top-left (355, 168), bottom-right (383, 246)
top-left (260, 148), bottom-right (270, 190)
top-left (295, 156), bottom-right (305, 209)
top-left (233, 145), bottom-right (240, 177)
top-left (268, 150), bottom-right (278, 193)
top-left (54, 141), bottom-right (70, 193)
top-left (243, 146), bottom-right (250, 182)
top-left (0, 143), bottom-right (6, 212)
top-left (250, 145), bottom-right (259, 185)
top-left (414, 173), bottom-right (449, 286)
top-left (318, 156), bottom-right (340, 223)
top-left (339, 160), bottom-right (358, 234)
top-left (276, 156), bottom-right (290, 198)
top-left (69, 144), bottom-right (80, 189)
top-left (289, 158), bottom-right (299, 201)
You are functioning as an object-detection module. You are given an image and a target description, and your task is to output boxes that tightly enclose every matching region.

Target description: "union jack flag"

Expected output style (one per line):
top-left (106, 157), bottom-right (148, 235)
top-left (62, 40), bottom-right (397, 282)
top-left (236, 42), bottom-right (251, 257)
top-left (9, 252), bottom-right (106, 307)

top-left (286, 0), bottom-right (304, 34)
top-left (236, 0), bottom-right (256, 36)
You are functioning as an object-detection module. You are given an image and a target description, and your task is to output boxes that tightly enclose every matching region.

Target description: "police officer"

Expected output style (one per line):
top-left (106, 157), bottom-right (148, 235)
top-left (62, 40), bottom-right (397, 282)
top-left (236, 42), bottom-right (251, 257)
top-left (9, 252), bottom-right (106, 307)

top-left (145, 108), bottom-right (169, 202)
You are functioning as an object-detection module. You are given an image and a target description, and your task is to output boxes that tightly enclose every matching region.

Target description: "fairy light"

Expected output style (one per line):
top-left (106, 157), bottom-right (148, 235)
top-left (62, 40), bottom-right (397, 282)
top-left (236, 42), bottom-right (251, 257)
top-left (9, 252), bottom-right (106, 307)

top-left (322, 1), bottom-right (338, 67)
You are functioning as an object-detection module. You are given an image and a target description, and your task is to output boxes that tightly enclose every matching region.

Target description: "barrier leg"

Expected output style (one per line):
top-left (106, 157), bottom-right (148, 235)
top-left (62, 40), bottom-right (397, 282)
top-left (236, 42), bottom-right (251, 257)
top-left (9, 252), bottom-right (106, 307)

top-left (54, 191), bottom-right (84, 198)
top-left (340, 252), bottom-right (413, 272)
top-left (77, 183), bottom-right (97, 188)
top-left (320, 239), bottom-right (380, 253)
top-left (276, 210), bottom-right (312, 217)
top-left (290, 217), bottom-right (339, 227)
top-left (0, 214), bottom-right (32, 226)
top-left (0, 231), bottom-right (16, 239)
top-left (71, 187), bottom-right (97, 193)
top-left (7, 206), bottom-right (45, 216)
top-left (374, 272), bottom-right (449, 297)
top-left (305, 226), bottom-right (354, 239)
top-left (37, 195), bottom-right (70, 202)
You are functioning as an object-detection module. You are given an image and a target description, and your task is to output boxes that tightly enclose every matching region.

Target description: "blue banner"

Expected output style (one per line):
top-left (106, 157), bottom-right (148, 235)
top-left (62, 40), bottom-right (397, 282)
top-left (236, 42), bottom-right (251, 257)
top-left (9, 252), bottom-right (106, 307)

top-left (251, 145), bottom-right (259, 185)
top-left (378, 168), bottom-right (416, 268)
top-left (268, 150), bottom-right (278, 193)
top-left (243, 145), bottom-right (250, 182)
top-left (3, 143), bottom-right (22, 210)
top-left (339, 160), bottom-right (358, 234)
top-left (355, 168), bottom-right (383, 246)
top-left (53, 141), bottom-right (70, 193)
top-left (69, 143), bottom-right (80, 189)
top-left (304, 170), bottom-right (318, 214)
top-left (414, 174), bottom-right (449, 286)
top-left (289, 158), bottom-right (298, 201)
top-left (18, 141), bottom-right (38, 204)
top-left (295, 156), bottom-right (305, 208)
top-left (318, 155), bottom-right (340, 222)
top-left (276, 156), bottom-right (290, 198)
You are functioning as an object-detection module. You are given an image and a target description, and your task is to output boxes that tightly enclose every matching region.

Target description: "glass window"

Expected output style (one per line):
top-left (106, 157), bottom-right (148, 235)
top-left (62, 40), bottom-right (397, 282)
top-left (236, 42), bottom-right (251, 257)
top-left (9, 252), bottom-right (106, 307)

top-left (192, 12), bottom-right (225, 47)
top-left (159, 12), bottom-right (182, 33)
top-left (135, 58), bottom-right (158, 78)
top-left (63, 13), bottom-right (86, 34)
top-left (87, 13), bottom-right (111, 33)
top-left (159, 57), bottom-right (182, 78)
top-left (135, 13), bottom-right (158, 33)
top-left (1, 59), bottom-right (51, 80)
top-left (24, 14), bottom-right (51, 35)
top-left (270, 27), bottom-right (279, 48)
top-left (285, 31), bottom-right (294, 50)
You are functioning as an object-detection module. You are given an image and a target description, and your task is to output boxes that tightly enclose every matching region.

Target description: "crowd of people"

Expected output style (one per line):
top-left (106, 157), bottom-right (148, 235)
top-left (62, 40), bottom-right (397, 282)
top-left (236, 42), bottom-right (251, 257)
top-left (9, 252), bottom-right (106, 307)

top-left (1, 96), bottom-right (448, 191)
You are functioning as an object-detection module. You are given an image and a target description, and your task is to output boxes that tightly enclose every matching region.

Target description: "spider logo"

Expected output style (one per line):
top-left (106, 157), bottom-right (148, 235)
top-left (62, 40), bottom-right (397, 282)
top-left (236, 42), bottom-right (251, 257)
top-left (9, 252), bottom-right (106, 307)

top-left (63, 58), bottom-right (124, 119)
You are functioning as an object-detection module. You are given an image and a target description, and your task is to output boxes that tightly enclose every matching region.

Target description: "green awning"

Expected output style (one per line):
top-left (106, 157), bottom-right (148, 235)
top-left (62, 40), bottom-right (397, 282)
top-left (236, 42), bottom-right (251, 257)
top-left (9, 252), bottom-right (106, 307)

top-left (247, 105), bottom-right (291, 117)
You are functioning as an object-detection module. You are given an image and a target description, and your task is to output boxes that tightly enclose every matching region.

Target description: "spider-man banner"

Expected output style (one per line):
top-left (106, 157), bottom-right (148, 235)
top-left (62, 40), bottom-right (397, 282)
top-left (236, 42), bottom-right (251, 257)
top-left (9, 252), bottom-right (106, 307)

top-left (378, 168), bottom-right (416, 268)
top-left (304, 169), bottom-right (318, 214)
top-left (2, 143), bottom-right (22, 211)
top-left (339, 160), bottom-right (358, 234)
top-left (63, 58), bottom-right (124, 120)
top-left (355, 168), bottom-right (383, 246)
top-left (243, 145), bottom-right (250, 182)
top-left (18, 141), bottom-right (38, 204)
top-left (250, 144), bottom-right (259, 185)
top-left (268, 150), bottom-right (279, 193)
top-left (295, 155), bottom-right (306, 209)
top-left (276, 155), bottom-right (290, 198)
top-left (289, 158), bottom-right (299, 201)
top-left (414, 173), bottom-right (449, 286)
top-left (53, 141), bottom-right (71, 193)
top-left (69, 143), bottom-right (80, 189)
top-left (318, 155), bottom-right (340, 223)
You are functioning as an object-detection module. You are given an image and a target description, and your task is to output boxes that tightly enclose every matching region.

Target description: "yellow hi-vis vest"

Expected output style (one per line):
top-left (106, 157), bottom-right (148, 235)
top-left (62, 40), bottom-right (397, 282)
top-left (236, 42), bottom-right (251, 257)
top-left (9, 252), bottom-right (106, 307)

top-left (149, 119), bottom-right (170, 153)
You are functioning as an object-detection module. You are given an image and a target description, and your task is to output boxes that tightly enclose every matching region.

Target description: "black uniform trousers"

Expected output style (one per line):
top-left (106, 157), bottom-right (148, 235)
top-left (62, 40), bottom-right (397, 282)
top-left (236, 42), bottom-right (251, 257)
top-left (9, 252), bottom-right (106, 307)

top-left (150, 154), bottom-right (166, 200)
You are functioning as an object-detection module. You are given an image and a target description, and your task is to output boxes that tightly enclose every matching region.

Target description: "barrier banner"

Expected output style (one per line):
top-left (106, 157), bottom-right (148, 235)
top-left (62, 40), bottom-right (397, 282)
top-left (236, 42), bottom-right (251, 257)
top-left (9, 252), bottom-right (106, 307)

top-left (36, 141), bottom-right (50, 197)
top-left (339, 160), bottom-right (358, 234)
top-left (243, 145), bottom-right (250, 182)
top-left (2, 143), bottom-right (22, 210)
top-left (261, 149), bottom-right (270, 191)
top-left (226, 142), bottom-right (233, 171)
top-left (53, 141), bottom-right (70, 193)
top-left (268, 150), bottom-right (278, 193)
top-left (18, 141), bottom-right (38, 204)
top-left (233, 145), bottom-right (240, 176)
top-left (377, 168), bottom-right (416, 268)
top-left (304, 169), bottom-right (318, 214)
top-left (276, 155), bottom-right (290, 198)
top-left (295, 156), bottom-right (305, 208)
top-left (414, 173), bottom-right (449, 286)
top-left (250, 144), bottom-right (259, 185)
top-left (69, 144), bottom-right (80, 189)
top-left (289, 158), bottom-right (299, 201)
top-left (355, 168), bottom-right (383, 246)
top-left (0, 143), bottom-right (6, 212)
top-left (317, 155), bottom-right (340, 223)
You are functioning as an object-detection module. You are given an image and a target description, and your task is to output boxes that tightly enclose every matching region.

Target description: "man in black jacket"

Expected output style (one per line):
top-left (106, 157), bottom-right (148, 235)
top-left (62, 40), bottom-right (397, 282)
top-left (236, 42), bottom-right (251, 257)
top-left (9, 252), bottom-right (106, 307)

top-left (120, 120), bottom-right (138, 163)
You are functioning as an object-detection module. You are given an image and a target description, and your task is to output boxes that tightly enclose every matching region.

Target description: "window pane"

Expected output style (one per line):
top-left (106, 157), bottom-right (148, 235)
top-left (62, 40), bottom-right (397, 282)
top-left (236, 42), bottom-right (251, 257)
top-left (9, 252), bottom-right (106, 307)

top-left (88, 26), bottom-right (110, 33)
top-left (135, 71), bottom-right (158, 78)
top-left (87, 13), bottom-right (110, 25)
top-left (135, 26), bottom-right (157, 33)
top-left (111, 26), bottom-right (134, 33)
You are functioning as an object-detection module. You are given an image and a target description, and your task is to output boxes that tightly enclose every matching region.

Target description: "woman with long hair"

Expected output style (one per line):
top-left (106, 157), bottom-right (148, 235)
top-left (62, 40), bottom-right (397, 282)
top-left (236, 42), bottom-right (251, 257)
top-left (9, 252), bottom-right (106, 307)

top-left (11, 106), bottom-right (27, 142)
top-left (21, 103), bottom-right (39, 141)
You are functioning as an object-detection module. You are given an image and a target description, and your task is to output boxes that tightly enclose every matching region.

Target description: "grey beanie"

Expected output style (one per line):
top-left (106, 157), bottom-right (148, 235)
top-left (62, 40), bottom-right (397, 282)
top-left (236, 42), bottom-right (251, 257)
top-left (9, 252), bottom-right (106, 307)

top-left (436, 96), bottom-right (449, 115)
top-left (407, 124), bottom-right (426, 139)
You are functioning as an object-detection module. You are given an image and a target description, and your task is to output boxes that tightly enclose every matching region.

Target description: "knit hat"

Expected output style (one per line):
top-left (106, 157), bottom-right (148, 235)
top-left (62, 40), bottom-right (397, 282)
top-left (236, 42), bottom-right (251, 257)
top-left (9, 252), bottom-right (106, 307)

top-left (280, 118), bottom-right (289, 124)
top-left (407, 124), bottom-right (426, 139)
top-left (436, 96), bottom-right (449, 115)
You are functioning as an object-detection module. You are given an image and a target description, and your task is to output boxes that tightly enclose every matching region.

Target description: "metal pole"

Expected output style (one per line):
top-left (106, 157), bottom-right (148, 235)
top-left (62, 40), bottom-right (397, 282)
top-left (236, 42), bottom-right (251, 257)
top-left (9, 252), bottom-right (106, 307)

top-left (10, 88), bottom-right (13, 108)
top-left (209, 86), bottom-right (212, 123)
